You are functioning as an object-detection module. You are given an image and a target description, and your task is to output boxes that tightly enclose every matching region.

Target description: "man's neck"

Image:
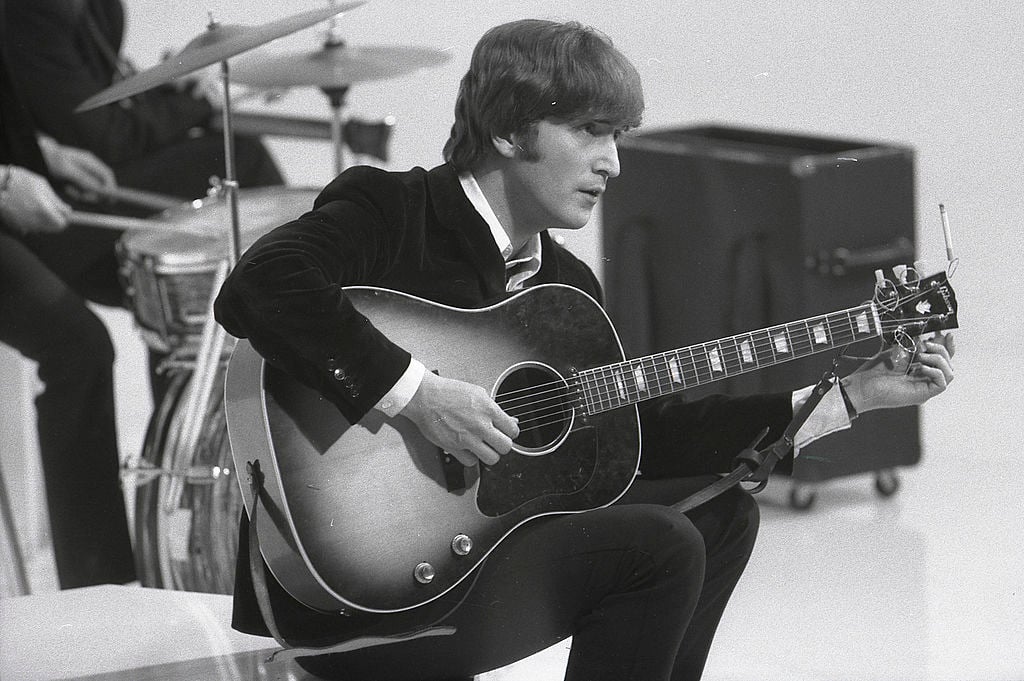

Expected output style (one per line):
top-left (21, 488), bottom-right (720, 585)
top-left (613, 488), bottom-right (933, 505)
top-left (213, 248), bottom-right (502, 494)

top-left (471, 163), bottom-right (542, 254)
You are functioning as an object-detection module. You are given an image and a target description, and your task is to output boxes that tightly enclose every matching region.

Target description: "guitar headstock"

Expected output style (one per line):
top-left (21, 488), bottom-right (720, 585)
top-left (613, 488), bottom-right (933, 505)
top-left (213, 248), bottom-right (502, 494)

top-left (874, 267), bottom-right (959, 344)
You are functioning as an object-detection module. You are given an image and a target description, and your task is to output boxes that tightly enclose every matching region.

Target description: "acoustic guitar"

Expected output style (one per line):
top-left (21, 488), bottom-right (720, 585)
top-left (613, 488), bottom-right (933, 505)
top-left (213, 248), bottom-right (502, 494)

top-left (223, 272), bottom-right (957, 614)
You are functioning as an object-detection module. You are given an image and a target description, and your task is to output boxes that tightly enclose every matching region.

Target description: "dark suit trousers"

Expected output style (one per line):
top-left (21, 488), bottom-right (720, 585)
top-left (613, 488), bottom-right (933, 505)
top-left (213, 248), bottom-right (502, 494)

top-left (0, 230), bottom-right (135, 588)
top-left (291, 477), bottom-right (759, 681)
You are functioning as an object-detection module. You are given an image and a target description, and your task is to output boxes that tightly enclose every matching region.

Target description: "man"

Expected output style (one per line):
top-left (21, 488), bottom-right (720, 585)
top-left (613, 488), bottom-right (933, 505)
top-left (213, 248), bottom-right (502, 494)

top-left (4, 0), bottom-right (283, 203)
top-left (1, 0), bottom-right (135, 588)
top-left (214, 19), bottom-right (954, 681)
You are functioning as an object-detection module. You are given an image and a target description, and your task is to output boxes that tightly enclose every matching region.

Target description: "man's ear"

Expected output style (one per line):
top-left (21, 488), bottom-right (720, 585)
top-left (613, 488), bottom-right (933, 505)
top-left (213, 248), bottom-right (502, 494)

top-left (492, 134), bottom-right (518, 159)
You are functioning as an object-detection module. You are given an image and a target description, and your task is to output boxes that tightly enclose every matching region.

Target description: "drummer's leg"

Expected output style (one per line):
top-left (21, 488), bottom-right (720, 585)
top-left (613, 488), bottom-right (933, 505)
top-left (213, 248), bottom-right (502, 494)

top-left (0, 233), bottom-right (136, 588)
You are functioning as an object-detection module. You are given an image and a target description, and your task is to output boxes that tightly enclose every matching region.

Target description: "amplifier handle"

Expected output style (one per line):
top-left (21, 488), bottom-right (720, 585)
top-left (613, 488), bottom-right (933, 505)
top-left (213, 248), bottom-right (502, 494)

top-left (805, 237), bottom-right (915, 277)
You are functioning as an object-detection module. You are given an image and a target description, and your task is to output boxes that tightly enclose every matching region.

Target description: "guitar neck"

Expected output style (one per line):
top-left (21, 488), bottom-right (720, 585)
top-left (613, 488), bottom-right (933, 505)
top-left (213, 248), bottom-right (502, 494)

top-left (577, 302), bottom-right (881, 415)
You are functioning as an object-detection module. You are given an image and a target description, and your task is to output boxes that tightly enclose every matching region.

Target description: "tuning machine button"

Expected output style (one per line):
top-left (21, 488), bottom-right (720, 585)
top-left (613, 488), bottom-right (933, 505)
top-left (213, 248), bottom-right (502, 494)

top-left (451, 534), bottom-right (473, 556)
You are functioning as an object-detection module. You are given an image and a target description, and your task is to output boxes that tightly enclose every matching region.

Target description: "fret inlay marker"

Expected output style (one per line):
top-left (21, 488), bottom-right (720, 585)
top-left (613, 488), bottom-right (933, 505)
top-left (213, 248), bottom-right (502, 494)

top-left (669, 358), bottom-right (683, 384)
top-left (633, 366), bottom-right (647, 392)
top-left (773, 333), bottom-right (790, 354)
top-left (614, 371), bottom-right (628, 400)
top-left (740, 340), bottom-right (754, 364)
top-left (855, 312), bottom-right (870, 334)
top-left (708, 347), bottom-right (724, 373)
top-left (812, 324), bottom-right (828, 344)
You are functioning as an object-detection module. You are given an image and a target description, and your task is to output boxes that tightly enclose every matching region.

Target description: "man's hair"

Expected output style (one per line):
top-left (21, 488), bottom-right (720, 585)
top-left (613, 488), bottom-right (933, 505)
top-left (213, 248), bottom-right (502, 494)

top-left (442, 19), bottom-right (645, 171)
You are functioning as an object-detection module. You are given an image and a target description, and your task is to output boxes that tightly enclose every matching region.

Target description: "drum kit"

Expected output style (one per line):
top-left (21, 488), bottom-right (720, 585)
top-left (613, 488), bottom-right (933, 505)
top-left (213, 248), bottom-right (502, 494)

top-left (75, 1), bottom-right (451, 593)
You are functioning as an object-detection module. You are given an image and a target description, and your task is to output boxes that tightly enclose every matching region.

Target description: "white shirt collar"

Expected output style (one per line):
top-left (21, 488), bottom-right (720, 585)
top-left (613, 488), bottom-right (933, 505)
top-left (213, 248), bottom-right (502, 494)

top-left (458, 172), bottom-right (542, 267)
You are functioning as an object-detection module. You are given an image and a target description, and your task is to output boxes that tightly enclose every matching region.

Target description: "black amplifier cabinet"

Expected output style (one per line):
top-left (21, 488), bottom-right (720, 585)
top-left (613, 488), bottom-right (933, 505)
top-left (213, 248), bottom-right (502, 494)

top-left (601, 125), bottom-right (919, 501)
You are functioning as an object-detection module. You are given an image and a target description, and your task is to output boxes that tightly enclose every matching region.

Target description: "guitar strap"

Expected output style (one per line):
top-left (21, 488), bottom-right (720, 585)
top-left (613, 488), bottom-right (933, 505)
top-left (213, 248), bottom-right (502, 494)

top-left (245, 463), bottom-right (457, 664)
top-left (672, 359), bottom-right (842, 514)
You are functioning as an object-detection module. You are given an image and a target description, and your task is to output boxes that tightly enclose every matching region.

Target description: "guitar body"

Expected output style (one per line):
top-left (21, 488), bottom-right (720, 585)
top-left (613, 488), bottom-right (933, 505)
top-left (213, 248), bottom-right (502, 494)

top-left (224, 284), bottom-right (641, 613)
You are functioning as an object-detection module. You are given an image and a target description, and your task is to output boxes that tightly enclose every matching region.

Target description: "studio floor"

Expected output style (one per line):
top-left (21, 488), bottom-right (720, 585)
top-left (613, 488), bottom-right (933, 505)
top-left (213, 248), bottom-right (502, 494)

top-left (2, 453), bottom-right (1022, 680)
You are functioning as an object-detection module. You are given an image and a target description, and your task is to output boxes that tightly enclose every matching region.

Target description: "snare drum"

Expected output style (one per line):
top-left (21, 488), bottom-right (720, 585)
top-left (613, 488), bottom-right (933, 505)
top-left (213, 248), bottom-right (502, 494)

top-left (118, 187), bottom-right (319, 351)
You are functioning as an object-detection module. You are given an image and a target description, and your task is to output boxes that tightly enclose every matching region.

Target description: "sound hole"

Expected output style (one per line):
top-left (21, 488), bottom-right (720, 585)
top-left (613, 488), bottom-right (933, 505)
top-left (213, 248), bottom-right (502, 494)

top-left (494, 362), bottom-right (573, 455)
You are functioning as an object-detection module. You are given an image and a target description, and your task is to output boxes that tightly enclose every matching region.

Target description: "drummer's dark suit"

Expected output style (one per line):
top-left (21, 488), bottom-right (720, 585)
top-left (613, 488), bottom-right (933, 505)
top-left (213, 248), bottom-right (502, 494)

top-left (0, 0), bottom-right (134, 589)
top-left (3, 0), bottom-right (283, 204)
top-left (214, 163), bottom-right (793, 680)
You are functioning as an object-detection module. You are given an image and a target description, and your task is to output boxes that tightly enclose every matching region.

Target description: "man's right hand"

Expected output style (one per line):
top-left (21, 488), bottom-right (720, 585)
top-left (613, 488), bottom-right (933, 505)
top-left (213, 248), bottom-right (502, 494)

top-left (0, 166), bottom-right (71, 234)
top-left (400, 371), bottom-right (520, 467)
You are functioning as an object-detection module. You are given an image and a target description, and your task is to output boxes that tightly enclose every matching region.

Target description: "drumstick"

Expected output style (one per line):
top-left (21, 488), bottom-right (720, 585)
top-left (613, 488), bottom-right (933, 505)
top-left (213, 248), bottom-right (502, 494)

top-left (90, 185), bottom-right (183, 211)
top-left (70, 210), bottom-right (212, 235)
top-left (69, 210), bottom-right (163, 231)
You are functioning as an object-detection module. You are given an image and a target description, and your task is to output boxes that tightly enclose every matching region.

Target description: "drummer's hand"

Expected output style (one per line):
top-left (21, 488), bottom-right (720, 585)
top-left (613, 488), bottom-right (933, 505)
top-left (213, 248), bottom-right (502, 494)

top-left (0, 166), bottom-right (71, 234)
top-left (37, 135), bottom-right (117, 197)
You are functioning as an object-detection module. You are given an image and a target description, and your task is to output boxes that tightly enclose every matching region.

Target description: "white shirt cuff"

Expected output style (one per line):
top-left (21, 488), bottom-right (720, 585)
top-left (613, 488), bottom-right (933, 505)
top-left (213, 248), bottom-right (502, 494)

top-left (373, 358), bottom-right (426, 417)
top-left (791, 382), bottom-right (852, 455)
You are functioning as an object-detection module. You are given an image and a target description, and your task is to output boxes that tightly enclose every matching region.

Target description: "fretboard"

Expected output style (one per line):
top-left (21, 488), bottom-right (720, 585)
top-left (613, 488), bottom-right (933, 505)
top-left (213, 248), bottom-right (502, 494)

top-left (575, 302), bottom-right (881, 415)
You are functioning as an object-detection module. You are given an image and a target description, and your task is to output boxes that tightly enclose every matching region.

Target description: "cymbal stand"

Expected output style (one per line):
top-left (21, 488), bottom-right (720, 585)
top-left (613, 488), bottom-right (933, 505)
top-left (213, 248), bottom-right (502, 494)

top-left (324, 84), bottom-right (351, 176)
top-left (156, 13), bottom-right (242, 589)
top-left (321, 14), bottom-right (352, 175)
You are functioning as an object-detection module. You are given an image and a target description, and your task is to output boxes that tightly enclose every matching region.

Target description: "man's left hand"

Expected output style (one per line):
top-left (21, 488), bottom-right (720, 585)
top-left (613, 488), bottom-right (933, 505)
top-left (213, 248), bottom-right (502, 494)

top-left (842, 332), bottom-right (955, 414)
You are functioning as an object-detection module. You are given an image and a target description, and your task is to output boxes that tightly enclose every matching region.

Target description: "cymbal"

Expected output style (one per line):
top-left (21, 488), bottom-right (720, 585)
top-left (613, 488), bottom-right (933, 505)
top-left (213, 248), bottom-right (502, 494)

top-left (231, 42), bottom-right (452, 89)
top-left (75, 2), bottom-right (367, 112)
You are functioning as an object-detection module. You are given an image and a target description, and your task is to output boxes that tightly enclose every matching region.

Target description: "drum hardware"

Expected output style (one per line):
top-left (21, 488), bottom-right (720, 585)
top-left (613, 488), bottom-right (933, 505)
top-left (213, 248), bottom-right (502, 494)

top-left (77, 3), bottom-right (368, 594)
top-left (231, 13), bottom-right (449, 173)
top-left (121, 459), bottom-right (232, 487)
top-left (210, 111), bottom-right (394, 164)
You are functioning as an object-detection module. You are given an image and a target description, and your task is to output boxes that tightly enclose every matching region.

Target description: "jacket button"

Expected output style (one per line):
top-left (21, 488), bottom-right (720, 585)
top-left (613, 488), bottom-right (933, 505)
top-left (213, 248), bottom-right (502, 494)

top-left (333, 368), bottom-right (347, 381)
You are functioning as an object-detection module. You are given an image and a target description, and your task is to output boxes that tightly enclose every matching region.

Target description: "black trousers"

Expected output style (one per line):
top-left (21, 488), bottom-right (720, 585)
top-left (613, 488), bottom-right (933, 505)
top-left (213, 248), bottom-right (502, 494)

top-left (247, 477), bottom-right (759, 681)
top-left (0, 229), bottom-right (135, 588)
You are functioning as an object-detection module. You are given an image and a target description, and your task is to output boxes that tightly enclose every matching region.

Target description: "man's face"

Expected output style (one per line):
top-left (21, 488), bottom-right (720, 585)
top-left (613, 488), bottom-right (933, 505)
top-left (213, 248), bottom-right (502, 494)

top-left (505, 118), bottom-right (622, 232)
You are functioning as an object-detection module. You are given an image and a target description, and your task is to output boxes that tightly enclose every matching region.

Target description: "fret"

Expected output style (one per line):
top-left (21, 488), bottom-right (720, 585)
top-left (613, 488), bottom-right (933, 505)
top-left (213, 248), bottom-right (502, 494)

top-left (721, 336), bottom-right (745, 376)
top-left (594, 366), bottom-right (614, 412)
top-left (583, 369), bottom-right (601, 414)
top-left (787, 320), bottom-right (814, 358)
top-left (752, 329), bottom-right (776, 367)
top-left (690, 345), bottom-right (714, 385)
top-left (642, 355), bottom-right (666, 398)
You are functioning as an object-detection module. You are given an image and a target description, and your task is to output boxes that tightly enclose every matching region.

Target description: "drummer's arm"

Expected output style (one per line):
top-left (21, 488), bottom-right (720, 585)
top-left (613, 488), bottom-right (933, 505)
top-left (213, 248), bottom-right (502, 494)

top-left (6, 26), bottom-right (213, 165)
top-left (37, 136), bottom-right (117, 194)
top-left (214, 192), bottom-right (409, 426)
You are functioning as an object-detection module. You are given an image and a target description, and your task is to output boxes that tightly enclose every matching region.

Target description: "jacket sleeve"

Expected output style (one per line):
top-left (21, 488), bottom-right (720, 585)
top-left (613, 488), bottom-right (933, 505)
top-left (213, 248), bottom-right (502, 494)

top-left (638, 392), bottom-right (795, 476)
top-left (4, 2), bottom-right (214, 165)
top-left (214, 170), bottom-right (413, 424)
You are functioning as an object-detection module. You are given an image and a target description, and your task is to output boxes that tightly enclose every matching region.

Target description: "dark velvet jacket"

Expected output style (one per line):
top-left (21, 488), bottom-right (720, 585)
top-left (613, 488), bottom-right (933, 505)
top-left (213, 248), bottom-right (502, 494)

top-left (215, 163), bottom-right (793, 482)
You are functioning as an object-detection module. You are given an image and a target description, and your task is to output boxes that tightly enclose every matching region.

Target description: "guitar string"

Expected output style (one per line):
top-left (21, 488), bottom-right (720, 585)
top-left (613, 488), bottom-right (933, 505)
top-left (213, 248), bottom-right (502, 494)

top-left (494, 304), bottom-right (873, 406)
top-left (501, 313), bottom-right (938, 428)
top-left (502, 313), bottom-right (944, 434)
top-left (495, 305), bottom-right (930, 414)
top-left (492, 283), bottom-right (943, 409)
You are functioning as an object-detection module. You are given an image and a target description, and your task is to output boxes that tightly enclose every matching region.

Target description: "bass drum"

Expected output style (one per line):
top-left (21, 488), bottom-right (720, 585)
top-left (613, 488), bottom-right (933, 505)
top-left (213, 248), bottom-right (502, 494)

top-left (134, 363), bottom-right (241, 594)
